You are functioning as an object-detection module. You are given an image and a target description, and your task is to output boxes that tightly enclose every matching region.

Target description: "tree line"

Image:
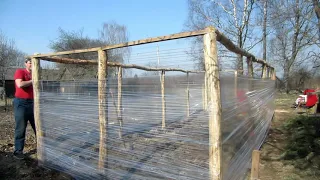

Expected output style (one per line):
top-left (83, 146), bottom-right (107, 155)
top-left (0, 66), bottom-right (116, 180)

top-left (2, 1), bottom-right (320, 94)
top-left (185, 0), bottom-right (320, 93)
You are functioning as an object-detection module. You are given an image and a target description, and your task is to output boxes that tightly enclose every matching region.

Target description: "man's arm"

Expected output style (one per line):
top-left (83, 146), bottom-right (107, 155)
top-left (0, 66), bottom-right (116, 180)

top-left (15, 79), bottom-right (32, 88)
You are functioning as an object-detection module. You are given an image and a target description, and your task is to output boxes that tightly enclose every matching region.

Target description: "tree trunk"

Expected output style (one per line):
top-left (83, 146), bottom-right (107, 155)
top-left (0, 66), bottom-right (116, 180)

top-left (312, 0), bottom-right (320, 40)
top-left (284, 65), bottom-right (290, 93)
top-left (263, 0), bottom-right (267, 61)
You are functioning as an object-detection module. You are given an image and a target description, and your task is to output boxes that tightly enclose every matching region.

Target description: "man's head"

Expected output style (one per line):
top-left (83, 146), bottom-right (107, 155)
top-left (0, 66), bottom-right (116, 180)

top-left (25, 59), bottom-right (32, 71)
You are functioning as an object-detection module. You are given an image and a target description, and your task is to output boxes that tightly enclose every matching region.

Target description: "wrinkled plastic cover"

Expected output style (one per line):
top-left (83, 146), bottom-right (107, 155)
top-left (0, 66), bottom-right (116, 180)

top-left (37, 40), bottom-right (275, 180)
top-left (38, 72), bottom-right (274, 180)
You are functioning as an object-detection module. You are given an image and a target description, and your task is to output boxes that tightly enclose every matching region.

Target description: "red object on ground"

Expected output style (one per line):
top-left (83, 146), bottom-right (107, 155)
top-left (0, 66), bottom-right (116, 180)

top-left (304, 89), bottom-right (318, 107)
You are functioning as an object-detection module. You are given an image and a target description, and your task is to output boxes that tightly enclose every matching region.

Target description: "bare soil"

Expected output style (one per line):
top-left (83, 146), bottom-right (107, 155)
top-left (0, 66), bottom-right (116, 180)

top-left (0, 106), bottom-right (72, 180)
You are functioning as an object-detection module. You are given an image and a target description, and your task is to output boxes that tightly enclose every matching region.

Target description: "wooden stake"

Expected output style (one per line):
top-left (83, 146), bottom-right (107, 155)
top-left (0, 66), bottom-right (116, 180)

top-left (161, 70), bottom-right (166, 129)
top-left (247, 57), bottom-right (254, 91)
top-left (271, 68), bottom-right (276, 80)
top-left (251, 150), bottom-right (261, 180)
top-left (117, 67), bottom-right (123, 138)
top-left (32, 57), bottom-right (44, 164)
top-left (247, 57), bottom-right (253, 78)
top-left (204, 27), bottom-right (222, 180)
top-left (262, 64), bottom-right (267, 79)
top-left (98, 49), bottom-right (108, 171)
top-left (186, 72), bottom-right (190, 117)
top-left (234, 70), bottom-right (238, 97)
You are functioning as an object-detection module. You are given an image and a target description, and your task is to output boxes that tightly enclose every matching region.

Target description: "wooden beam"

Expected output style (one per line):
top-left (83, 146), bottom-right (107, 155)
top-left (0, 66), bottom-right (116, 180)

top-left (32, 57), bottom-right (44, 164)
top-left (222, 69), bottom-right (244, 72)
top-left (98, 49), bottom-right (108, 172)
top-left (41, 56), bottom-right (97, 65)
top-left (27, 26), bottom-right (275, 70)
top-left (36, 56), bottom-right (203, 73)
top-left (108, 61), bottom-right (201, 73)
top-left (30, 48), bottom-right (100, 58)
top-left (29, 29), bottom-right (209, 58)
top-left (102, 29), bottom-right (209, 50)
top-left (117, 67), bottom-right (123, 139)
top-left (161, 70), bottom-right (166, 129)
top-left (251, 150), bottom-right (261, 180)
top-left (204, 28), bottom-right (222, 180)
top-left (215, 29), bottom-right (271, 67)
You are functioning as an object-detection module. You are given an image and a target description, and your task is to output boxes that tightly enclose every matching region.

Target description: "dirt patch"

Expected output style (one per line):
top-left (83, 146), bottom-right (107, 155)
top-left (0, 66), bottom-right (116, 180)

top-left (0, 106), bottom-right (72, 180)
top-left (1, 92), bottom-right (320, 180)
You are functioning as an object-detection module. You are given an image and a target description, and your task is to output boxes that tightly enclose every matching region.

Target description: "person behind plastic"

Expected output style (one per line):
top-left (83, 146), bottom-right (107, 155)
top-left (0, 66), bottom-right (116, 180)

top-left (13, 58), bottom-right (36, 159)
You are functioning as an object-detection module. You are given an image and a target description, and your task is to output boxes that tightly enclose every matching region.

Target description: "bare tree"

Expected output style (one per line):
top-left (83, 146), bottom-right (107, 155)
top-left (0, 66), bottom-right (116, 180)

top-left (312, 0), bottom-right (320, 38)
top-left (50, 28), bottom-right (104, 80)
top-left (185, 0), bottom-right (257, 73)
top-left (50, 22), bottom-right (130, 80)
top-left (99, 21), bottom-right (131, 76)
top-left (0, 31), bottom-right (24, 110)
top-left (262, 0), bottom-right (268, 61)
top-left (269, 0), bottom-right (317, 93)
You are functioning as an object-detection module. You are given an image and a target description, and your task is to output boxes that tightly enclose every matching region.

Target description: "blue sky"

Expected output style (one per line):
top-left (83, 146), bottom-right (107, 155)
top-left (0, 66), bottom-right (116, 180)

top-left (0, 0), bottom-right (188, 55)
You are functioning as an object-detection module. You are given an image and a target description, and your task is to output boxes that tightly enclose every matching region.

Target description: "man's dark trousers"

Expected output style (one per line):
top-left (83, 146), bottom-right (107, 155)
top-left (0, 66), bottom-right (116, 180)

top-left (13, 98), bottom-right (36, 153)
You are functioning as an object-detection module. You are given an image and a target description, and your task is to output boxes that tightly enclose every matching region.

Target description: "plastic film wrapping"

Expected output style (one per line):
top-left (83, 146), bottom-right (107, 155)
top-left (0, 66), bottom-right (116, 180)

top-left (37, 39), bottom-right (275, 180)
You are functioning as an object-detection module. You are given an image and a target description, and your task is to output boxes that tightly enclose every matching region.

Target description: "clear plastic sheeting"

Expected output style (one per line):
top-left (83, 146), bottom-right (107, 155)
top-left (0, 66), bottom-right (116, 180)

top-left (38, 71), bottom-right (274, 180)
top-left (35, 35), bottom-right (275, 180)
top-left (219, 72), bottom-right (275, 179)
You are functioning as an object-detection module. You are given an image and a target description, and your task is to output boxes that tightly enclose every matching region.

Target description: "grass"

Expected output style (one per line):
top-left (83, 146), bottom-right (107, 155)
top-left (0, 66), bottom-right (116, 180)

top-left (282, 115), bottom-right (320, 160)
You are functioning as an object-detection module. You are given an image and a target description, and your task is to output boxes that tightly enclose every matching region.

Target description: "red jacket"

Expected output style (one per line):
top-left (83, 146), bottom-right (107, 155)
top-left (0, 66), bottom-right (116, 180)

top-left (304, 89), bottom-right (318, 107)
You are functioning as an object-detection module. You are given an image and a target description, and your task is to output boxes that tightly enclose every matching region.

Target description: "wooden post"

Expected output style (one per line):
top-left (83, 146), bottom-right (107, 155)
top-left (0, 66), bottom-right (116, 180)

top-left (117, 67), bottom-right (123, 138)
top-left (271, 68), bottom-right (276, 80)
top-left (204, 27), bottom-right (222, 180)
top-left (247, 57), bottom-right (253, 78)
top-left (186, 72), bottom-right (190, 117)
top-left (234, 70), bottom-right (238, 97)
top-left (267, 67), bottom-right (271, 78)
top-left (261, 64), bottom-right (267, 79)
top-left (251, 150), bottom-right (261, 180)
top-left (161, 70), bottom-right (166, 129)
top-left (247, 57), bottom-right (254, 91)
top-left (32, 57), bottom-right (44, 164)
top-left (98, 49), bottom-right (108, 171)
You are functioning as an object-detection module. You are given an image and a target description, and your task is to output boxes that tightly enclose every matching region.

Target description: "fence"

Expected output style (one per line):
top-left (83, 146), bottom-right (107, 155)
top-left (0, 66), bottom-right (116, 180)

top-left (28, 26), bottom-right (275, 180)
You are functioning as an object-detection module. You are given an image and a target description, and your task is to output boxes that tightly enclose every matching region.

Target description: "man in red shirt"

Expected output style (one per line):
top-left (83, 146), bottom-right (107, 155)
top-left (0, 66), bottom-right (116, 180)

top-left (13, 58), bottom-right (35, 159)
